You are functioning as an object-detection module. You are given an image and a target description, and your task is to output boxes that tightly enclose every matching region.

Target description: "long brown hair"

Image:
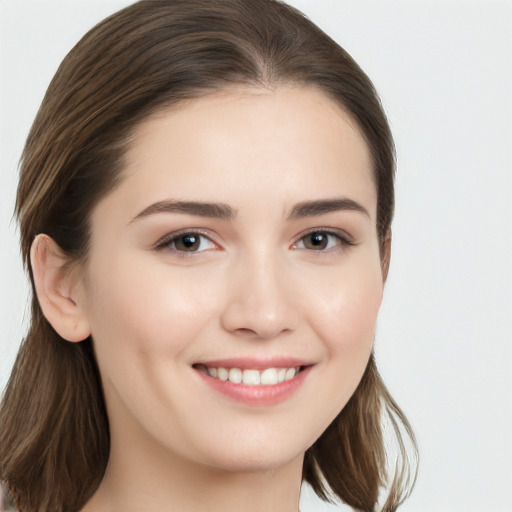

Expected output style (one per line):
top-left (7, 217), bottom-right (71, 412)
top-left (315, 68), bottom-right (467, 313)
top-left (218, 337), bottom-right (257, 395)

top-left (0, 1), bottom-right (417, 510)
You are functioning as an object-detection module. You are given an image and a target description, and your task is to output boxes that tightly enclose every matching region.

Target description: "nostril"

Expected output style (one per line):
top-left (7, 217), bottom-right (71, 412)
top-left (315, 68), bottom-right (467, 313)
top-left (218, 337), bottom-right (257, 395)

top-left (234, 327), bottom-right (259, 337)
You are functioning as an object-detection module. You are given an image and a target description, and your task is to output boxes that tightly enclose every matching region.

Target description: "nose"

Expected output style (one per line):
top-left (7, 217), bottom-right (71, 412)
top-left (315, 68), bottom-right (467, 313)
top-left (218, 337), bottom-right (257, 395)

top-left (220, 251), bottom-right (300, 340)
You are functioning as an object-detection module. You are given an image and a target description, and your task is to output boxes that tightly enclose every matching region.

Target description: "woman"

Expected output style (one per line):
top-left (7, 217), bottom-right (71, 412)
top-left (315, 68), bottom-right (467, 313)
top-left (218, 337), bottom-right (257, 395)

top-left (0, 1), bottom-right (417, 511)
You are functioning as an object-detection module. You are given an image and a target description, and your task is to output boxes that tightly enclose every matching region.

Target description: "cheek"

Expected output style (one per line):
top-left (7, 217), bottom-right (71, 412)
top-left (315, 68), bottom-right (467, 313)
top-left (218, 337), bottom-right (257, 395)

top-left (83, 255), bottom-right (219, 368)
top-left (307, 254), bottom-right (383, 347)
top-left (303, 256), bottom-right (383, 412)
top-left (82, 257), bottom-right (224, 436)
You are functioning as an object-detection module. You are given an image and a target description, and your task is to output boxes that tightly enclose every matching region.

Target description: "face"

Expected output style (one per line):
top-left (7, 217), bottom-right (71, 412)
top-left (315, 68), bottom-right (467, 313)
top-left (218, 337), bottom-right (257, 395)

top-left (77, 86), bottom-right (385, 472)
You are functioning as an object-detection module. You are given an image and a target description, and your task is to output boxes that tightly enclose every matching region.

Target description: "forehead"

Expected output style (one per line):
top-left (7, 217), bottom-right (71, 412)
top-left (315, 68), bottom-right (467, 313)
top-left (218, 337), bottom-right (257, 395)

top-left (100, 86), bottom-right (376, 222)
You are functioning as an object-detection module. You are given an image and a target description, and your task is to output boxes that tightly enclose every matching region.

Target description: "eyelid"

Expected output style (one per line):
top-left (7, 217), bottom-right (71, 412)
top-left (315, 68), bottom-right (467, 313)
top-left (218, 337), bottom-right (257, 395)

top-left (291, 227), bottom-right (356, 250)
top-left (153, 228), bottom-right (220, 253)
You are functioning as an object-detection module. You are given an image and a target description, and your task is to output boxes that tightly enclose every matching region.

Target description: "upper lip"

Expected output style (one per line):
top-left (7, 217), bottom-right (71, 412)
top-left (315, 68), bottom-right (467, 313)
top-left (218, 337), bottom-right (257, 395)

top-left (193, 357), bottom-right (314, 370)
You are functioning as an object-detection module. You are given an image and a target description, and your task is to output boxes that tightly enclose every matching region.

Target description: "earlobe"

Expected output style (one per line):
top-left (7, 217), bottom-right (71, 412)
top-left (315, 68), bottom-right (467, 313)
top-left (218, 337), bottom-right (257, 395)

top-left (30, 234), bottom-right (91, 342)
top-left (381, 229), bottom-right (392, 283)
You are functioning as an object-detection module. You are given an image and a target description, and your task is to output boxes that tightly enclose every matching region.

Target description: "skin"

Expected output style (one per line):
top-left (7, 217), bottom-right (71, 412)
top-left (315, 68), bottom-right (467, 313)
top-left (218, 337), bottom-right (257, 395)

top-left (32, 86), bottom-right (388, 512)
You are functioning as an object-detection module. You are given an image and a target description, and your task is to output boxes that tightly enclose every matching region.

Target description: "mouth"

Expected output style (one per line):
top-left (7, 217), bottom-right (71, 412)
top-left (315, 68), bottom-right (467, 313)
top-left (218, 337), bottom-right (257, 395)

top-left (193, 364), bottom-right (307, 386)
top-left (192, 359), bottom-right (313, 406)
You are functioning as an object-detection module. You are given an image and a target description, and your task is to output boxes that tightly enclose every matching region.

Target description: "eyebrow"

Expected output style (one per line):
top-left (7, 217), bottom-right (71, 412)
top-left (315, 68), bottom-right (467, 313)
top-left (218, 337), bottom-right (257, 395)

top-left (130, 200), bottom-right (236, 223)
top-left (287, 198), bottom-right (370, 219)
top-left (130, 196), bottom-right (369, 224)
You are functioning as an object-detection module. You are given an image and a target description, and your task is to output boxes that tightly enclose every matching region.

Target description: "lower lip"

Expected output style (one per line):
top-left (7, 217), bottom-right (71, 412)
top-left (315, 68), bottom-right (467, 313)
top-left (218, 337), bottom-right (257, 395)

top-left (195, 366), bottom-right (312, 407)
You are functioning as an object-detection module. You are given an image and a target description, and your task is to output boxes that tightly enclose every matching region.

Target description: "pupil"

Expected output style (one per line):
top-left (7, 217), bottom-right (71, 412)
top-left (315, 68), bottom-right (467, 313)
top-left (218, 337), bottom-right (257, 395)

top-left (179, 235), bottom-right (199, 250)
top-left (308, 233), bottom-right (327, 249)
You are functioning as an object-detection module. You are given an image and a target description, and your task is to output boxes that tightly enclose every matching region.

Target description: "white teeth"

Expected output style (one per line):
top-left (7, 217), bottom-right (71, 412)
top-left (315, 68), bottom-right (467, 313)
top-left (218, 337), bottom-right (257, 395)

top-left (228, 368), bottom-right (242, 384)
top-left (284, 367), bottom-right (297, 381)
top-left (199, 365), bottom-right (302, 386)
top-left (217, 367), bottom-right (229, 381)
top-left (260, 368), bottom-right (278, 385)
top-left (242, 369), bottom-right (260, 386)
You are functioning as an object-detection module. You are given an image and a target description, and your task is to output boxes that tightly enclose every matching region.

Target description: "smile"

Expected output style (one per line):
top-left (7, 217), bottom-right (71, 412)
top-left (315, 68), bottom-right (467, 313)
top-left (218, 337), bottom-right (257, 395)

top-left (194, 365), bottom-right (301, 386)
top-left (193, 361), bottom-right (312, 407)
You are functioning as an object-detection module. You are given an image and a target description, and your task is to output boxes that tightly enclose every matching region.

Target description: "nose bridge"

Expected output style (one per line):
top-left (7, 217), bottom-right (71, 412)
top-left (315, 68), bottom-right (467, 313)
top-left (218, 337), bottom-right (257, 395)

top-left (221, 244), bottom-right (299, 339)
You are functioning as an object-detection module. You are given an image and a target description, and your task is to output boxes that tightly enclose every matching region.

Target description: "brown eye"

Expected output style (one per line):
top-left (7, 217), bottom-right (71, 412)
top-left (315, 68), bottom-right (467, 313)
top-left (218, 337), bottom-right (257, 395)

top-left (157, 232), bottom-right (217, 253)
top-left (174, 234), bottom-right (201, 251)
top-left (303, 232), bottom-right (330, 250)
top-left (293, 231), bottom-right (352, 252)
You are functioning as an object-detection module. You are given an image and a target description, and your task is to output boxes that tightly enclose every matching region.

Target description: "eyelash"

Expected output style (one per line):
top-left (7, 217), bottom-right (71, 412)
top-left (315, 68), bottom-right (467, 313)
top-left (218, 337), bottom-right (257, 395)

top-left (292, 228), bottom-right (355, 252)
top-left (154, 229), bottom-right (218, 255)
top-left (154, 228), bottom-right (355, 256)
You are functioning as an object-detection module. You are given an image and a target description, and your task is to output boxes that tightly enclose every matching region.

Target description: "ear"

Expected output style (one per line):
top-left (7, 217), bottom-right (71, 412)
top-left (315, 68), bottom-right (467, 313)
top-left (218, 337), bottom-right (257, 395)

top-left (380, 229), bottom-right (392, 283)
top-left (30, 234), bottom-right (91, 342)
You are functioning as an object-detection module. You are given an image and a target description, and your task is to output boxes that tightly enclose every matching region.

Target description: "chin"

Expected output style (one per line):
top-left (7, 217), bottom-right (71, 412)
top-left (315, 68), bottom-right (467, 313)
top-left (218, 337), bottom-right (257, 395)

top-left (207, 450), bottom-right (303, 474)
top-left (191, 431), bottom-right (310, 474)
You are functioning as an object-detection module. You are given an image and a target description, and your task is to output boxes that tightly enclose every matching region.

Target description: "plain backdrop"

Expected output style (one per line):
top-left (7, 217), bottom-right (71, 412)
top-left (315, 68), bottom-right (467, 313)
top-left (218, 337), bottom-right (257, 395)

top-left (1, 1), bottom-right (511, 511)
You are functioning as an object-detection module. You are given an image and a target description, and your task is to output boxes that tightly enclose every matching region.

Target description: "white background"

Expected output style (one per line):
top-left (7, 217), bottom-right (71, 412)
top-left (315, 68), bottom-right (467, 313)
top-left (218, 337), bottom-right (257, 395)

top-left (1, 1), bottom-right (511, 511)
